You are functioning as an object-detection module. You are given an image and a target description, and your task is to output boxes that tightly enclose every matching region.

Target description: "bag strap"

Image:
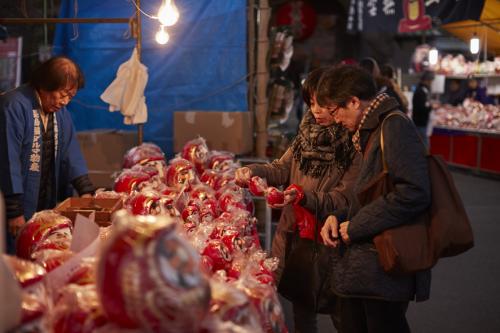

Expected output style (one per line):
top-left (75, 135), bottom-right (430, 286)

top-left (380, 111), bottom-right (411, 172)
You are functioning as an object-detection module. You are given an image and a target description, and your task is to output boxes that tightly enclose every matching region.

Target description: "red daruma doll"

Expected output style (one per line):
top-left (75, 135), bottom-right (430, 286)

top-left (165, 158), bottom-right (199, 191)
top-left (181, 137), bottom-right (209, 175)
top-left (97, 211), bottom-right (211, 333)
top-left (123, 142), bottom-right (165, 169)
top-left (248, 176), bottom-right (268, 197)
top-left (265, 187), bottom-right (285, 206)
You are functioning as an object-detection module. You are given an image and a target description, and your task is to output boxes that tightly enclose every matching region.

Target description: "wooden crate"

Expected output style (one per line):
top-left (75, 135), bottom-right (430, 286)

top-left (55, 197), bottom-right (122, 226)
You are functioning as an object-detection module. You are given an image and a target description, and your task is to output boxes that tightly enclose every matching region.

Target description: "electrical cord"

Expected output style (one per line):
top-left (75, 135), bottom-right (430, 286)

top-left (129, 0), bottom-right (158, 19)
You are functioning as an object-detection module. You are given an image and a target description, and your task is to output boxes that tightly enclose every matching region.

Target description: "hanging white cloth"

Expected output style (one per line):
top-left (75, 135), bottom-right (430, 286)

top-left (100, 47), bottom-right (148, 125)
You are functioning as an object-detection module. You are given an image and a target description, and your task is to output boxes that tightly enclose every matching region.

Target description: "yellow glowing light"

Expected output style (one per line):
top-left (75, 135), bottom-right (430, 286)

top-left (428, 48), bottom-right (438, 66)
top-left (470, 35), bottom-right (480, 54)
top-left (157, 0), bottom-right (179, 27)
top-left (155, 26), bottom-right (169, 45)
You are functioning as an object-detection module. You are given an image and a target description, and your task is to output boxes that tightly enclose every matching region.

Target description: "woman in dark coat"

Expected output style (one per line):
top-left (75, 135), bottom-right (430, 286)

top-left (235, 67), bottom-right (360, 332)
top-left (317, 65), bottom-right (431, 333)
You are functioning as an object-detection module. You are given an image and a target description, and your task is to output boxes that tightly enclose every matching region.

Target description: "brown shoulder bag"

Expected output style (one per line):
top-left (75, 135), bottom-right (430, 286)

top-left (358, 112), bottom-right (474, 274)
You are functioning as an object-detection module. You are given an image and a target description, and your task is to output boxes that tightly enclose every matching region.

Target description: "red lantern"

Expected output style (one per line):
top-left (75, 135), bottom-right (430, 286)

top-left (275, 1), bottom-right (317, 41)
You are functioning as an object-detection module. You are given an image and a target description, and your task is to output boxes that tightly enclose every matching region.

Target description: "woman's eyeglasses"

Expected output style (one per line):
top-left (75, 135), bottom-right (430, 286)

top-left (327, 105), bottom-right (341, 116)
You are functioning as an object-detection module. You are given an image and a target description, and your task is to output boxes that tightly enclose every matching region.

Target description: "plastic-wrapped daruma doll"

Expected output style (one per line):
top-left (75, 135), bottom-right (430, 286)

top-left (123, 142), bottom-right (165, 169)
top-left (113, 169), bottom-right (151, 194)
top-left (208, 151), bottom-right (236, 172)
top-left (97, 211), bottom-right (211, 333)
top-left (181, 137), bottom-right (209, 175)
top-left (165, 158), bottom-right (199, 192)
top-left (16, 210), bottom-right (73, 260)
top-left (52, 284), bottom-right (108, 333)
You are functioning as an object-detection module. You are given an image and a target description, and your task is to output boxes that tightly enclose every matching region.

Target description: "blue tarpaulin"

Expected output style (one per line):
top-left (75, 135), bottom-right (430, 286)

top-left (54, 0), bottom-right (248, 157)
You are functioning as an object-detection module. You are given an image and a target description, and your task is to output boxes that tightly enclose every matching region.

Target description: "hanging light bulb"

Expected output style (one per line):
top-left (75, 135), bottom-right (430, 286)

top-left (157, 0), bottom-right (179, 27)
top-left (470, 33), bottom-right (480, 54)
top-left (428, 47), bottom-right (438, 66)
top-left (155, 25), bottom-right (169, 45)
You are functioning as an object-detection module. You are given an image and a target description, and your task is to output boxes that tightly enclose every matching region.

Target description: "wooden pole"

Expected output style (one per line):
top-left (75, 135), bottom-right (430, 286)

top-left (255, 0), bottom-right (271, 158)
top-left (247, 0), bottom-right (256, 122)
top-left (136, 0), bottom-right (144, 145)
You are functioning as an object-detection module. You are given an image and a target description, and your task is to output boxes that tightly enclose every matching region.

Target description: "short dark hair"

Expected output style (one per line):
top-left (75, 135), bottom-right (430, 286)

top-left (380, 64), bottom-right (395, 79)
top-left (30, 56), bottom-right (85, 91)
top-left (316, 64), bottom-right (377, 107)
top-left (359, 57), bottom-right (380, 77)
top-left (302, 67), bottom-right (329, 107)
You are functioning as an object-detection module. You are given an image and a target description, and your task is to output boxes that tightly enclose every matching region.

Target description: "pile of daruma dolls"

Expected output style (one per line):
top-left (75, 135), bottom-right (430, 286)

top-left (4, 137), bottom-right (288, 333)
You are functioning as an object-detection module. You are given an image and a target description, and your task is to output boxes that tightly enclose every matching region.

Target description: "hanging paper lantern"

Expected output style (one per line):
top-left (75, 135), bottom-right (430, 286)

top-left (275, 1), bottom-right (317, 41)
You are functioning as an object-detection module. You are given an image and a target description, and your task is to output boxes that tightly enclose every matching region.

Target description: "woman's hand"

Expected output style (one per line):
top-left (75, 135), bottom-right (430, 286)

top-left (268, 188), bottom-right (297, 209)
top-left (339, 221), bottom-right (351, 245)
top-left (234, 167), bottom-right (252, 187)
top-left (321, 215), bottom-right (340, 247)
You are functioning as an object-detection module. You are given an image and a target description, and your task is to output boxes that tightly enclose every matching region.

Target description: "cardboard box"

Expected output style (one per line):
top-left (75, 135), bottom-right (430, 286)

top-left (55, 197), bottom-right (122, 227)
top-left (77, 130), bottom-right (138, 189)
top-left (174, 111), bottom-right (253, 154)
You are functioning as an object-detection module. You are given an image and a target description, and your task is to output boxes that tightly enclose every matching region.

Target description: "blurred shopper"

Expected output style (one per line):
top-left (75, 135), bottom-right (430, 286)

top-left (317, 65), bottom-right (431, 333)
top-left (466, 78), bottom-right (495, 105)
top-left (443, 79), bottom-right (465, 106)
top-left (360, 58), bottom-right (408, 113)
top-left (412, 70), bottom-right (435, 146)
top-left (235, 67), bottom-right (360, 333)
top-left (0, 56), bottom-right (95, 252)
top-left (380, 64), bottom-right (409, 113)
top-left (359, 57), bottom-right (381, 78)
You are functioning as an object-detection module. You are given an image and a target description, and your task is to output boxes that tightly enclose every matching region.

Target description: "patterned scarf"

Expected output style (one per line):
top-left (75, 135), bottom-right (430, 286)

top-left (352, 93), bottom-right (390, 152)
top-left (291, 110), bottom-right (356, 178)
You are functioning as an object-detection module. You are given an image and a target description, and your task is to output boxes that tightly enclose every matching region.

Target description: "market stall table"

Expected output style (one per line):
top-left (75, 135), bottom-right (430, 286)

top-left (431, 125), bottom-right (500, 176)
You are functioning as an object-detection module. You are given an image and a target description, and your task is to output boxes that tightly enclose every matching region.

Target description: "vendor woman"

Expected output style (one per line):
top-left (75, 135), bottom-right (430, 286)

top-left (0, 56), bottom-right (95, 252)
